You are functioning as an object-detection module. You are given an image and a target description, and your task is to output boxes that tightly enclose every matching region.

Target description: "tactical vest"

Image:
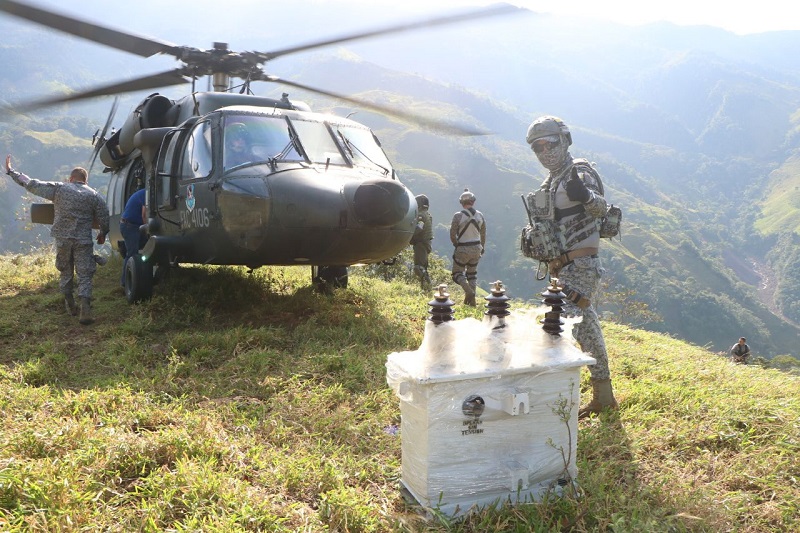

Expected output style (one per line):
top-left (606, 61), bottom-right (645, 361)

top-left (551, 159), bottom-right (621, 243)
top-left (456, 208), bottom-right (483, 245)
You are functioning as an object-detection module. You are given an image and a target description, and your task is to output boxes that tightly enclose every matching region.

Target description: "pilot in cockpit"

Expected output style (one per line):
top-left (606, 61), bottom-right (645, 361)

top-left (224, 122), bottom-right (256, 169)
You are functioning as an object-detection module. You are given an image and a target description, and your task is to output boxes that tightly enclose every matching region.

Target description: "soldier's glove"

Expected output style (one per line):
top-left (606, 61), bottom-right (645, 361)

top-left (565, 167), bottom-right (591, 203)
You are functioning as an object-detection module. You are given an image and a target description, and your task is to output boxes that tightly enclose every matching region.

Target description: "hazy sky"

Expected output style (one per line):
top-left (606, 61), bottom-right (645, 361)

top-left (343, 0), bottom-right (800, 35)
top-left (10, 1), bottom-right (800, 36)
top-left (517, 0), bottom-right (800, 35)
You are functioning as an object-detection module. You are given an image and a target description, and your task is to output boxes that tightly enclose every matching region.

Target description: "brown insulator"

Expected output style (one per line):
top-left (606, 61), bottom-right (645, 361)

top-left (428, 284), bottom-right (455, 324)
top-left (541, 277), bottom-right (566, 336)
top-left (484, 280), bottom-right (511, 329)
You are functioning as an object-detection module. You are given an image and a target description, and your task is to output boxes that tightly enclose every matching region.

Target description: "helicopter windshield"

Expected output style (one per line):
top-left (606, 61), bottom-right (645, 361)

top-left (222, 114), bottom-right (392, 172)
top-left (223, 115), bottom-right (302, 171)
top-left (289, 119), bottom-right (346, 166)
top-left (334, 125), bottom-right (392, 173)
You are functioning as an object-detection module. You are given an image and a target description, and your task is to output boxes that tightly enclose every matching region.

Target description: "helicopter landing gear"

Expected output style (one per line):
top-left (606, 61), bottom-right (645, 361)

top-left (312, 266), bottom-right (348, 293)
top-left (152, 259), bottom-right (171, 286)
top-left (124, 254), bottom-right (154, 303)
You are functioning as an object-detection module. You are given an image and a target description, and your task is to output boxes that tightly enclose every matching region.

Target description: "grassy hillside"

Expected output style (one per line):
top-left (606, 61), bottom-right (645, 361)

top-left (756, 155), bottom-right (800, 236)
top-left (1, 251), bottom-right (798, 532)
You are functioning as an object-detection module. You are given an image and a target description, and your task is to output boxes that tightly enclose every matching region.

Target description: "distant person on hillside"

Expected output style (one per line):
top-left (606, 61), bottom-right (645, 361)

top-left (119, 187), bottom-right (147, 291)
top-left (526, 116), bottom-right (617, 418)
top-left (449, 188), bottom-right (486, 306)
top-left (410, 194), bottom-right (433, 291)
top-left (5, 154), bottom-right (110, 325)
top-left (730, 337), bottom-right (751, 364)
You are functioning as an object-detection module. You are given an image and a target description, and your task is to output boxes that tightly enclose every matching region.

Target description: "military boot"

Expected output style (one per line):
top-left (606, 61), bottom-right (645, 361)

top-left (64, 293), bottom-right (78, 316)
top-left (578, 378), bottom-right (618, 419)
top-left (456, 278), bottom-right (475, 306)
top-left (79, 297), bottom-right (94, 325)
top-left (421, 272), bottom-right (432, 292)
top-left (467, 279), bottom-right (478, 306)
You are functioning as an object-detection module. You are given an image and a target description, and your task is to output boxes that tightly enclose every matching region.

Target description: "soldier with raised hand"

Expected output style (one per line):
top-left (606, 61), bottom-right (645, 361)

top-left (526, 116), bottom-right (618, 418)
top-left (450, 188), bottom-right (486, 306)
top-left (5, 154), bottom-right (110, 325)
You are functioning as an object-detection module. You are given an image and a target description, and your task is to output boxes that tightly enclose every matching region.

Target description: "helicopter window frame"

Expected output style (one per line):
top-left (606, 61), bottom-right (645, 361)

top-left (222, 114), bottom-right (306, 171)
top-left (179, 120), bottom-right (214, 181)
top-left (156, 129), bottom-right (182, 210)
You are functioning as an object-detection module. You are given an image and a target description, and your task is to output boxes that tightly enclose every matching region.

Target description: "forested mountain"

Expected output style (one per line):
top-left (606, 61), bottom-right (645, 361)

top-left (1, 1), bottom-right (799, 357)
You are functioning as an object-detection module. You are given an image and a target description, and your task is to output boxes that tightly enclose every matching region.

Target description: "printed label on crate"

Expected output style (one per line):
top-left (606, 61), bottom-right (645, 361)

top-left (461, 418), bottom-right (484, 436)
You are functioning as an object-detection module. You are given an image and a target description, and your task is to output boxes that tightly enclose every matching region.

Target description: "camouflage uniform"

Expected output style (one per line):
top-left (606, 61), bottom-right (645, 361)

top-left (527, 115), bottom-right (617, 417)
top-left (541, 162), bottom-right (609, 380)
top-left (410, 206), bottom-right (433, 290)
top-left (8, 169), bottom-right (110, 300)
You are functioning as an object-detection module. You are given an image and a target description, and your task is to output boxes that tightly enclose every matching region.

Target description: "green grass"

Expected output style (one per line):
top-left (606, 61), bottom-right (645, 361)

top-left (23, 129), bottom-right (92, 149)
top-left (755, 156), bottom-right (800, 236)
top-left (1, 251), bottom-right (798, 532)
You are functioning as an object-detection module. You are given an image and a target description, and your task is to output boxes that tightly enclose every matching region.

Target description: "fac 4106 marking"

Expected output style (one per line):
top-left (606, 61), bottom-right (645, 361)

top-left (180, 207), bottom-right (210, 228)
top-left (180, 184), bottom-right (210, 228)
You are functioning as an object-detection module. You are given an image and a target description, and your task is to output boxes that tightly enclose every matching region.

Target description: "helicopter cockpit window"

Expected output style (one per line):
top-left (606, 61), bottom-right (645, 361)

top-left (180, 121), bottom-right (213, 180)
top-left (334, 125), bottom-right (392, 174)
top-left (224, 116), bottom-right (301, 171)
top-left (289, 119), bottom-right (347, 166)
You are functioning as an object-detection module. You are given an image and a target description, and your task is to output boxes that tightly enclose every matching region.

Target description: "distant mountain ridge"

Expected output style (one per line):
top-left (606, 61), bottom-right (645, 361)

top-left (1, 1), bottom-right (798, 356)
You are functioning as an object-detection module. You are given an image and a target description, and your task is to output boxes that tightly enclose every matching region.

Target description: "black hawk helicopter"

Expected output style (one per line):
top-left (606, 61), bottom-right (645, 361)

top-left (0, 0), bottom-right (518, 302)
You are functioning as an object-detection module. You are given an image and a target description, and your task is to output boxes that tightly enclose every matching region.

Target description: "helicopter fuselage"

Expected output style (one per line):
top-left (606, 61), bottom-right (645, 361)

top-left (103, 92), bottom-right (417, 269)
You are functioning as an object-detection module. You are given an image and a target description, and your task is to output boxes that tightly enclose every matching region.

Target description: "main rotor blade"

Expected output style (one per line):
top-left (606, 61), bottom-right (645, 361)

top-left (88, 96), bottom-right (119, 174)
top-left (263, 75), bottom-right (489, 136)
top-left (253, 4), bottom-right (522, 62)
top-left (3, 69), bottom-right (189, 113)
top-left (0, 0), bottom-right (183, 58)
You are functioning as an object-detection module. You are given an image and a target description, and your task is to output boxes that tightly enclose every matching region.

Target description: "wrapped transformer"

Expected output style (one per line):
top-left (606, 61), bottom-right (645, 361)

top-left (386, 313), bottom-right (595, 517)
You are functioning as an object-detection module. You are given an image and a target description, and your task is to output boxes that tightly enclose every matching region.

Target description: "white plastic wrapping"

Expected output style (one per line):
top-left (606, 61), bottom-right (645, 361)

top-left (386, 311), bottom-right (595, 516)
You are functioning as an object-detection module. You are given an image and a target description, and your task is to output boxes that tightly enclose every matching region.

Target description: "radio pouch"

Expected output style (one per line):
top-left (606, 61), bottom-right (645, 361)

top-left (520, 219), bottom-right (564, 262)
top-left (599, 204), bottom-right (622, 239)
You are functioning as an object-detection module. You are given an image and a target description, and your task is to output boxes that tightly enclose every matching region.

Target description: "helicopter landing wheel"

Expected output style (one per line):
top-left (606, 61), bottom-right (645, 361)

top-left (312, 266), bottom-right (348, 293)
top-left (124, 254), bottom-right (154, 303)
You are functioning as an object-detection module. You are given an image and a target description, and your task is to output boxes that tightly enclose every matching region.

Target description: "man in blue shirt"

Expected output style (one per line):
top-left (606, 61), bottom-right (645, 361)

top-left (119, 188), bottom-right (147, 289)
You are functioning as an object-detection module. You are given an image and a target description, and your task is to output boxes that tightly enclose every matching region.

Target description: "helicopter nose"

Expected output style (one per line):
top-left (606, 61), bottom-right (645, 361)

top-left (350, 179), bottom-right (411, 227)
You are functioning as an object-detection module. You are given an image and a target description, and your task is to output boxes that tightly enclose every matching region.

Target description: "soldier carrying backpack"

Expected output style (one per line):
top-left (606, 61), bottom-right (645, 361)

top-left (525, 116), bottom-right (618, 418)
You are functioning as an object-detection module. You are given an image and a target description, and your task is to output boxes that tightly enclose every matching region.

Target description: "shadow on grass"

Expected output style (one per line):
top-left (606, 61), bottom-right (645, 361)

top-left (1, 257), bottom-right (416, 398)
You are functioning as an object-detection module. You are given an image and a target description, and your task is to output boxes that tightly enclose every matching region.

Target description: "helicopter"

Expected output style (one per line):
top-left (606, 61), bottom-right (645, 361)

top-left (0, 0), bottom-right (519, 302)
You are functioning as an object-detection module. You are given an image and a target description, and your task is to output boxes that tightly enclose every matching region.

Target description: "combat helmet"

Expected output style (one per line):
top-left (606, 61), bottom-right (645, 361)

top-left (225, 122), bottom-right (251, 146)
top-left (415, 194), bottom-right (429, 209)
top-left (459, 188), bottom-right (476, 205)
top-left (526, 116), bottom-right (572, 147)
